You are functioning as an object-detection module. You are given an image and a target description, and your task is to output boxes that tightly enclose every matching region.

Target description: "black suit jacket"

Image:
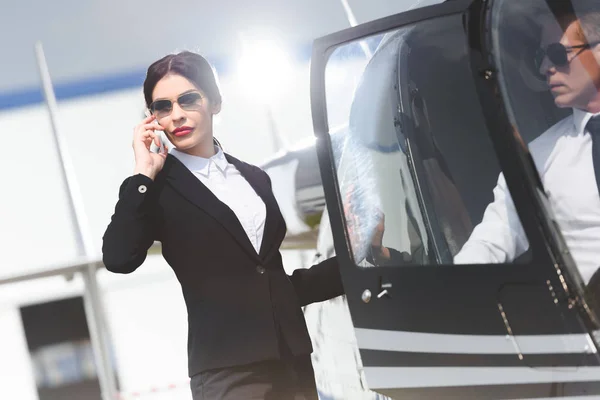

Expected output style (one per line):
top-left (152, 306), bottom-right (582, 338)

top-left (102, 153), bottom-right (344, 377)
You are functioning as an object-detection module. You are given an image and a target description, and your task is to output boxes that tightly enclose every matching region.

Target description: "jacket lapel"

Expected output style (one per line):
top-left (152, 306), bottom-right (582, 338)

top-left (163, 154), bottom-right (261, 263)
top-left (224, 154), bottom-right (282, 260)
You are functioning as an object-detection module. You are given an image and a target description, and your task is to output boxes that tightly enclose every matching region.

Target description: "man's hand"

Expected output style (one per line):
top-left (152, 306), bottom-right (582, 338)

top-left (371, 212), bottom-right (391, 263)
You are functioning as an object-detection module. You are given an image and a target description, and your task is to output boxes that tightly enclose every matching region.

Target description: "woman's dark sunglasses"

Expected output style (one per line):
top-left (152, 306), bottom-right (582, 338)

top-left (149, 92), bottom-right (203, 117)
top-left (535, 41), bottom-right (600, 71)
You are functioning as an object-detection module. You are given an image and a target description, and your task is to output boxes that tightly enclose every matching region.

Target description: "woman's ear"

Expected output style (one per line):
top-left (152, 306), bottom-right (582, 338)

top-left (211, 102), bottom-right (222, 115)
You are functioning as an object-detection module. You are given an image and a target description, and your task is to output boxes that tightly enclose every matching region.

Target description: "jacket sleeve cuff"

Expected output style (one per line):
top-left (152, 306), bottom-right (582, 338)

top-left (115, 174), bottom-right (156, 213)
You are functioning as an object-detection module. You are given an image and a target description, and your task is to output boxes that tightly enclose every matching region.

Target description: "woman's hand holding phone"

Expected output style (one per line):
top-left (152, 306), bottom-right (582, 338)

top-left (132, 114), bottom-right (167, 180)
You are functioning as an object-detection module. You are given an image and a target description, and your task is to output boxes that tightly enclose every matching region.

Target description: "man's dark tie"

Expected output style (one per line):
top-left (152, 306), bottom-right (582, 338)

top-left (588, 116), bottom-right (600, 195)
top-left (585, 116), bottom-right (600, 324)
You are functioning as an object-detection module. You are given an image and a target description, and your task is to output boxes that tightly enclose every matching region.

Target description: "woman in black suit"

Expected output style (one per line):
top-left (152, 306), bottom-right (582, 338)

top-left (102, 51), bottom-right (346, 399)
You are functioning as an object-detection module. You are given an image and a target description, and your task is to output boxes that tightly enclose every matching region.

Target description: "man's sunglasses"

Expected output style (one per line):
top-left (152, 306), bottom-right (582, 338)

top-left (149, 92), bottom-right (203, 117)
top-left (535, 41), bottom-right (600, 71)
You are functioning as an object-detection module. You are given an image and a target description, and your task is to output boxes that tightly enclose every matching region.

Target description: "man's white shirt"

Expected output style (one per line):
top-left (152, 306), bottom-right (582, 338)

top-left (454, 109), bottom-right (600, 283)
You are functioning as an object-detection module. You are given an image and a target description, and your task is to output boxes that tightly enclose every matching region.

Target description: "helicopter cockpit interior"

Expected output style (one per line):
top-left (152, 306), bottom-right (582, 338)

top-left (326, 0), bottom-right (582, 269)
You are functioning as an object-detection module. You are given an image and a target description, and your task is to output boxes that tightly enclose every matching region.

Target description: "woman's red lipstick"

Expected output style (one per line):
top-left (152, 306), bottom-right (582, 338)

top-left (172, 126), bottom-right (193, 137)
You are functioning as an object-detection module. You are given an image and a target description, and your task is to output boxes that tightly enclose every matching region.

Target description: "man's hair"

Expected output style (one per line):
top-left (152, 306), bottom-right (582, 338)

top-left (576, 12), bottom-right (600, 43)
top-left (551, 1), bottom-right (600, 43)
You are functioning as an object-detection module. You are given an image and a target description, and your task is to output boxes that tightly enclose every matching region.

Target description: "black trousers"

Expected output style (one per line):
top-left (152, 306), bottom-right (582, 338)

top-left (189, 354), bottom-right (319, 400)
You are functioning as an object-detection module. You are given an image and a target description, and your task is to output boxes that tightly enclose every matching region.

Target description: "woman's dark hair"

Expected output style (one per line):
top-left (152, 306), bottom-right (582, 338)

top-left (143, 51), bottom-right (222, 107)
top-left (144, 51), bottom-right (223, 149)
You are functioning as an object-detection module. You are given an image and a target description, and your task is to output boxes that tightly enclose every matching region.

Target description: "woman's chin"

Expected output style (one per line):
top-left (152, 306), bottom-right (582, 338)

top-left (170, 135), bottom-right (195, 148)
top-left (170, 135), bottom-right (214, 155)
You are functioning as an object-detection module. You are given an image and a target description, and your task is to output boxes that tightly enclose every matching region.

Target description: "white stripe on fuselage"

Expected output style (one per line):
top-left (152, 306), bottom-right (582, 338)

top-left (365, 366), bottom-right (600, 389)
top-left (355, 328), bottom-right (597, 355)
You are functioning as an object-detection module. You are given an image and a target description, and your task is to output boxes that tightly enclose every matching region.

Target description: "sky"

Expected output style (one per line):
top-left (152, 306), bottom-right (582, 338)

top-left (0, 0), bottom-right (441, 95)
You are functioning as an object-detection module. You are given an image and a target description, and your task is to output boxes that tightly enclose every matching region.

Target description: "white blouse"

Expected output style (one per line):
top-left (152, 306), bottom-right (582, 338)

top-left (171, 147), bottom-right (266, 253)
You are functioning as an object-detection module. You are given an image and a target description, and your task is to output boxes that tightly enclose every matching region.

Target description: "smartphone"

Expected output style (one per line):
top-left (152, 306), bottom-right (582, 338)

top-left (156, 136), bottom-right (167, 154)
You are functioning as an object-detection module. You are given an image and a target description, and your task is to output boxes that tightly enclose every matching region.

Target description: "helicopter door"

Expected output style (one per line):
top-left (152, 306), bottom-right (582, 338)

top-left (310, 0), bottom-right (600, 398)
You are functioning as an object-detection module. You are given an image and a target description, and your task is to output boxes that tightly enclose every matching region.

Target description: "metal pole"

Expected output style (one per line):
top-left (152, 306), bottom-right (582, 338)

top-left (34, 41), bottom-right (118, 400)
top-left (339, 0), bottom-right (359, 27)
top-left (338, 0), bottom-right (372, 58)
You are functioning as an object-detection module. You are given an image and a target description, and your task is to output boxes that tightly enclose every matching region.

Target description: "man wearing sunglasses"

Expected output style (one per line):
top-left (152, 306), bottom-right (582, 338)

top-left (536, 12), bottom-right (600, 110)
top-left (454, 6), bottom-right (600, 285)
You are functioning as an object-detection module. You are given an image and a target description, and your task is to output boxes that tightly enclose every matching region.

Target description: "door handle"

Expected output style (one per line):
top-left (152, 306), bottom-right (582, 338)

top-left (362, 281), bottom-right (392, 303)
top-left (378, 281), bottom-right (392, 299)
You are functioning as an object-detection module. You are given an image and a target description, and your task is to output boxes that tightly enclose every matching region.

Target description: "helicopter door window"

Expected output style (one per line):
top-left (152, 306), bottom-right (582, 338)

top-left (324, 14), bottom-right (532, 267)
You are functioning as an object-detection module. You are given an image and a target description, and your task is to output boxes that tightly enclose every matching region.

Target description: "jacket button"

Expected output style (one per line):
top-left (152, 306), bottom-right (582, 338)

top-left (138, 185), bottom-right (147, 193)
top-left (256, 265), bottom-right (266, 274)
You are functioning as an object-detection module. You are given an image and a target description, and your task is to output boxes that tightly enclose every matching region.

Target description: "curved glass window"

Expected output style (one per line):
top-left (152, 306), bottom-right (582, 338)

top-left (324, 13), bottom-right (531, 267)
top-left (490, 0), bottom-right (600, 285)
